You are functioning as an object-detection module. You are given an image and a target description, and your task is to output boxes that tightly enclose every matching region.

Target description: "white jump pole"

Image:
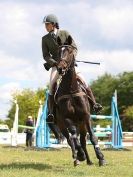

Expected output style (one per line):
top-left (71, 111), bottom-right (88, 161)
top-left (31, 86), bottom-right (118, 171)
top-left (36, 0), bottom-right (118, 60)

top-left (11, 100), bottom-right (19, 146)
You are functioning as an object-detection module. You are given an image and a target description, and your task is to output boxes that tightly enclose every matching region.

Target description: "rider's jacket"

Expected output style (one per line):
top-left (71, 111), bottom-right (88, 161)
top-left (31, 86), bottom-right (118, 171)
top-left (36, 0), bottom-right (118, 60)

top-left (42, 30), bottom-right (77, 70)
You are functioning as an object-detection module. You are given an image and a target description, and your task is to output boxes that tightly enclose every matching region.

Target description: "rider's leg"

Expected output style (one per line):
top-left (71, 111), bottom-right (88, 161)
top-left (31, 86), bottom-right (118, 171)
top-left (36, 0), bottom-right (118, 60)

top-left (48, 67), bottom-right (59, 120)
top-left (48, 67), bottom-right (64, 142)
top-left (76, 70), bottom-right (102, 114)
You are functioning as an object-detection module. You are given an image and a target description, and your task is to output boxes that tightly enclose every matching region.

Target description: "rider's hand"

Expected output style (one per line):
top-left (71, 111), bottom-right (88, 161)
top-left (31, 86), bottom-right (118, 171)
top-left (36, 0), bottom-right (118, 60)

top-left (43, 63), bottom-right (51, 71)
top-left (49, 58), bottom-right (57, 67)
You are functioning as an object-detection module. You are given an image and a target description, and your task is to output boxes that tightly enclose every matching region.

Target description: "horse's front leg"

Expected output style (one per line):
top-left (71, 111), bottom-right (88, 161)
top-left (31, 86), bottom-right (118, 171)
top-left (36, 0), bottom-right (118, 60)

top-left (61, 128), bottom-right (79, 166)
top-left (86, 117), bottom-right (107, 166)
top-left (80, 130), bottom-right (93, 165)
top-left (65, 119), bottom-right (86, 164)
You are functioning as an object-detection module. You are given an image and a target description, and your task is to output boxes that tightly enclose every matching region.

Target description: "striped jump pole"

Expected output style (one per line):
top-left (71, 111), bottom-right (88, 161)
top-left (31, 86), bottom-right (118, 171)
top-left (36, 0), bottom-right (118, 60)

top-left (18, 125), bottom-right (35, 130)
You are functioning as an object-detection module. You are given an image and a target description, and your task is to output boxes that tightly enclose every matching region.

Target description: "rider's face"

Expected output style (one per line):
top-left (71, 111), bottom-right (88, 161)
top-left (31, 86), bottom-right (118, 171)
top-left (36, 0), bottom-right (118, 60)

top-left (45, 23), bottom-right (54, 32)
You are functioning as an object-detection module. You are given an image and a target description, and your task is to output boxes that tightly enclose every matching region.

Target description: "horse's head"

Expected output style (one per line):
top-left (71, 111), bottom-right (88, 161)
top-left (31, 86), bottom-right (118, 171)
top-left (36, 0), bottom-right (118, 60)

top-left (57, 35), bottom-right (75, 75)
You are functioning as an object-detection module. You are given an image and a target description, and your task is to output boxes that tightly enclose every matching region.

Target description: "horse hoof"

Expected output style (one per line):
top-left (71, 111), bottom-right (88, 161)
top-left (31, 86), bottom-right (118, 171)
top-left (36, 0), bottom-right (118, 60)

top-left (74, 160), bottom-right (80, 167)
top-left (87, 161), bottom-right (93, 165)
top-left (99, 159), bottom-right (107, 166)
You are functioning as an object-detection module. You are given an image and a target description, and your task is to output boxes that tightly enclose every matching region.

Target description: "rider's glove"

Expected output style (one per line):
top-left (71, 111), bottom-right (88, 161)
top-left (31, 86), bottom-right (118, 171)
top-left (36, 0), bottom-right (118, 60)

top-left (43, 59), bottom-right (57, 71)
top-left (43, 63), bottom-right (51, 71)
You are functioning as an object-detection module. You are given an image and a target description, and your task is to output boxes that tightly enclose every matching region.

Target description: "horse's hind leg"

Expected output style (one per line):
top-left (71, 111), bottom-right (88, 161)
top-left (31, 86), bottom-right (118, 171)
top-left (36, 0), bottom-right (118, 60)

top-left (80, 131), bottom-right (93, 165)
top-left (86, 118), bottom-right (106, 166)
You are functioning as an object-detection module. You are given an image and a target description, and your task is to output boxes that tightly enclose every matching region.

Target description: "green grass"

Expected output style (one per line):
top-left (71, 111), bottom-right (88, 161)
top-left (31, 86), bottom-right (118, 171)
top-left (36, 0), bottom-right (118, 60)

top-left (0, 145), bottom-right (133, 177)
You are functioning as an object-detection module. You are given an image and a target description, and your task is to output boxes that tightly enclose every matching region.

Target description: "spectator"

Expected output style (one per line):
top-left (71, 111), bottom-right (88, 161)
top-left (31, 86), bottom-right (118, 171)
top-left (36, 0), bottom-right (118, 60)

top-left (25, 116), bottom-right (34, 147)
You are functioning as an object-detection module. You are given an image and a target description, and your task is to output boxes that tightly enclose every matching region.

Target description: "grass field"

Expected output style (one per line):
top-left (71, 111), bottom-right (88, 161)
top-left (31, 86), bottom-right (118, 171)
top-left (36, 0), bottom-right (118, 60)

top-left (0, 145), bottom-right (133, 177)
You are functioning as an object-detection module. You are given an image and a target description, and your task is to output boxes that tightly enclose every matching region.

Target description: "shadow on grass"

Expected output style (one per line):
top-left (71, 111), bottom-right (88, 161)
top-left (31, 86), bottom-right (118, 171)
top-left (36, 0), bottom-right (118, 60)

top-left (102, 147), bottom-right (132, 151)
top-left (0, 162), bottom-right (64, 172)
top-left (2, 145), bottom-right (25, 149)
top-left (0, 162), bottom-right (51, 170)
top-left (2, 145), bottom-right (62, 152)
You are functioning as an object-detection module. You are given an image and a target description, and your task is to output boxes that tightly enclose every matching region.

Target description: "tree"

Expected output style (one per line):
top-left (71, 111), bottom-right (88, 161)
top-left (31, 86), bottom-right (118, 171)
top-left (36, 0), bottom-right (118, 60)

top-left (90, 72), bottom-right (133, 130)
top-left (6, 88), bottom-right (46, 129)
top-left (116, 72), bottom-right (133, 112)
top-left (0, 119), bottom-right (6, 124)
top-left (121, 106), bottom-right (133, 131)
top-left (90, 73), bottom-right (118, 115)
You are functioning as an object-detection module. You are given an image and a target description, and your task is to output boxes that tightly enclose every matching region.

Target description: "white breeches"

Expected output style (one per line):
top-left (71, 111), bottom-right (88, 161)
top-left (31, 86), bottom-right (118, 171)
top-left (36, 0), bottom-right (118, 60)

top-left (49, 67), bottom-right (59, 95)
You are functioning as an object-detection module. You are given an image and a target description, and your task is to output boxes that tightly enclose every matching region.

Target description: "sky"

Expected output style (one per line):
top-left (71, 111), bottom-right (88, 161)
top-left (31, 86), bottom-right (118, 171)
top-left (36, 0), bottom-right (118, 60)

top-left (0, 0), bottom-right (133, 119)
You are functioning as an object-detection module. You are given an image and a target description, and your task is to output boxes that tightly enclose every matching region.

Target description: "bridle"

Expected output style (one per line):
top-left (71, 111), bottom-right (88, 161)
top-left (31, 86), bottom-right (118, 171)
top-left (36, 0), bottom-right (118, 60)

top-left (57, 45), bottom-right (74, 75)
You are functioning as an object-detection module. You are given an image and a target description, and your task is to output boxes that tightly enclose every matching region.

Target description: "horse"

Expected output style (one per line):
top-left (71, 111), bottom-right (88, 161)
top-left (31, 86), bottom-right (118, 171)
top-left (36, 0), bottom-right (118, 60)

top-left (53, 35), bottom-right (106, 166)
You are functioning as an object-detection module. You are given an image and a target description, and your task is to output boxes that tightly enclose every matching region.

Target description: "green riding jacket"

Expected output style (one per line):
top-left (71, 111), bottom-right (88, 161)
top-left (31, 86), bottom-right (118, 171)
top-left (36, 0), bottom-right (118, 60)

top-left (42, 30), bottom-right (77, 70)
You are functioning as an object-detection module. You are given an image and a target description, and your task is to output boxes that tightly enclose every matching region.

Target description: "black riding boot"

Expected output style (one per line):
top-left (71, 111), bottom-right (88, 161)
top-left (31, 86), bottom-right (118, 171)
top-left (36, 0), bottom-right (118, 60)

top-left (77, 75), bottom-right (102, 114)
top-left (47, 94), bottom-right (55, 122)
top-left (47, 94), bottom-right (64, 143)
top-left (86, 86), bottom-right (103, 114)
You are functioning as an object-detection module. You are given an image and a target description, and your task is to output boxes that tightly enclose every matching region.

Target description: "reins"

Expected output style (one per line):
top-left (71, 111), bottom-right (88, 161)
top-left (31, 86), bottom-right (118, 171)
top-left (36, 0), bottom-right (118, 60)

top-left (55, 44), bottom-right (80, 103)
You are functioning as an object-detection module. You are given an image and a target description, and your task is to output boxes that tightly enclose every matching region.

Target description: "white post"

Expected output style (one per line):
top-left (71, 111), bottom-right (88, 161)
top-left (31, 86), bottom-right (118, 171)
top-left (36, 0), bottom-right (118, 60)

top-left (96, 125), bottom-right (101, 132)
top-left (11, 100), bottom-right (19, 146)
top-left (114, 90), bottom-right (117, 106)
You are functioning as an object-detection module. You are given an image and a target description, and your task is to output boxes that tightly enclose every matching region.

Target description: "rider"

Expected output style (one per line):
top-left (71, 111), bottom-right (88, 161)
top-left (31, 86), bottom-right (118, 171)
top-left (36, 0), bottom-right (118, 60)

top-left (42, 14), bottom-right (102, 120)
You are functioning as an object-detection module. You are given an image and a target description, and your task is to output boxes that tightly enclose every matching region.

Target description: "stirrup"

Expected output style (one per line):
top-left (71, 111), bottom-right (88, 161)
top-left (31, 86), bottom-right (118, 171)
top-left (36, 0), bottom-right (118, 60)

top-left (93, 103), bottom-right (103, 114)
top-left (47, 114), bottom-right (54, 123)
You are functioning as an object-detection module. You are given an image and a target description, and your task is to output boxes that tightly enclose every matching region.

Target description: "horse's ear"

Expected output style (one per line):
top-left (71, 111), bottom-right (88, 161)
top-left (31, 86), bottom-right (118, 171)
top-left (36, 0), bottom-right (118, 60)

top-left (57, 36), bottom-right (62, 46)
top-left (67, 35), bottom-right (72, 45)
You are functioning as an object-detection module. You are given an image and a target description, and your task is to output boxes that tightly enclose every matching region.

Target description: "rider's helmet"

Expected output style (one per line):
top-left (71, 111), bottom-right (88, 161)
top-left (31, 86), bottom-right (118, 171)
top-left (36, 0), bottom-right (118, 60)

top-left (43, 14), bottom-right (59, 29)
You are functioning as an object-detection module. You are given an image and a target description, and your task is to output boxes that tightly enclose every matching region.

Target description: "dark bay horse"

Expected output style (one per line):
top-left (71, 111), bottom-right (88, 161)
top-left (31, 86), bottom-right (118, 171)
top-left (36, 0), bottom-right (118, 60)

top-left (54, 35), bottom-right (106, 166)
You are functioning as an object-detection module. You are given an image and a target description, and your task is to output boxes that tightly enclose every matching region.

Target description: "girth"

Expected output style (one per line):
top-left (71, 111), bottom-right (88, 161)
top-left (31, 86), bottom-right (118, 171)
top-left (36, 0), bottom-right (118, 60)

top-left (57, 91), bottom-right (86, 103)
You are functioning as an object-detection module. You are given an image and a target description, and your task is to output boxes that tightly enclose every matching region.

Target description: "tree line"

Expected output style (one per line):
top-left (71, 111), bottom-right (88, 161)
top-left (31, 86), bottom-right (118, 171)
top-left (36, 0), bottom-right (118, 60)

top-left (4, 71), bottom-right (133, 131)
top-left (91, 71), bottom-right (133, 131)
